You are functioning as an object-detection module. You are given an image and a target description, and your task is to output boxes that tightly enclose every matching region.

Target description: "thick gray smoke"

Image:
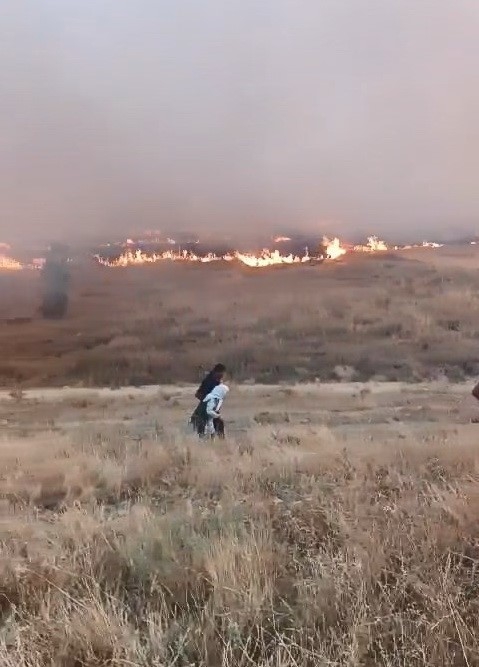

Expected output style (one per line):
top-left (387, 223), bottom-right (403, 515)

top-left (1, 0), bottom-right (478, 246)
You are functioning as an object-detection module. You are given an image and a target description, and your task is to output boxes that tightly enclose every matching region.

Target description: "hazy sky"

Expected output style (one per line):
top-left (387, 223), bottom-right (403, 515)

top-left (1, 0), bottom-right (478, 244)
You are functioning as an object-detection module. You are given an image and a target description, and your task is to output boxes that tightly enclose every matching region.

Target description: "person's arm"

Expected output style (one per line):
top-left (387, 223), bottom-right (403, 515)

top-left (206, 398), bottom-right (220, 418)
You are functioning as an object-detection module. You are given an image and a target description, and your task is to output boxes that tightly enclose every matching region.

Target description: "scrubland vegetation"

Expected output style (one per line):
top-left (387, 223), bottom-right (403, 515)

top-left (1, 246), bottom-right (479, 387)
top-left (1, 246), bottom-right (479, 665)
top-left (2, 418), bottom-right (479, 666)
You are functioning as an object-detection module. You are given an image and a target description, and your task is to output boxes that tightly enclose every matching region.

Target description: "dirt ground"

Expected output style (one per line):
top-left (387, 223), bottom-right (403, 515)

top-left (1, 379), bottom-right (477, 450)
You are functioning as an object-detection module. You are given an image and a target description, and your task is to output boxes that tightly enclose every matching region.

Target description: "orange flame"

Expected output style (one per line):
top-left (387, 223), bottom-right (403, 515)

top-left (397, 241), bottom-right (444, 250)
top-left (0, 254), bottom-right (23, 270)
top-left (323, 237), bottom-right (347, 260)
top-left (235, 248), bottom-right (310, 267)
top-left (94, 234), bottom-right (446, 269)
top-left (96, 249), bottom-right (223, 267)
top-left (96, 247), bottom-right (312, 268)
top-left (354, 235), bottom-right (388, 252)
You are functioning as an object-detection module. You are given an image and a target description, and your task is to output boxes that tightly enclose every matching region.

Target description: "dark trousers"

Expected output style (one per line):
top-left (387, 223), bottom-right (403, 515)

top-left (212, 417), bottom-right (225, 438)
top-left (190, 403), bottom-right (225, 438)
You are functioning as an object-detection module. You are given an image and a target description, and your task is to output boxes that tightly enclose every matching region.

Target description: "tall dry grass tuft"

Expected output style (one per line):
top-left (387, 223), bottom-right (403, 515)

top-left (1, 429), bottom-right (479, 665)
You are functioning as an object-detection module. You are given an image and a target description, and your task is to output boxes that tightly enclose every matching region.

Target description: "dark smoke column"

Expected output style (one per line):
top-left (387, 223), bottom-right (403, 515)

top-left (40, 244), bottom-right (70, 319)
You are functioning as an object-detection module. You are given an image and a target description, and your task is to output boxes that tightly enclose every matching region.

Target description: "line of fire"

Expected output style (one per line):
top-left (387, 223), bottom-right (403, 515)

top-left (0, 234), bottom-right (463, 322)
top-left (92, 234), bottom-right (445, 268)
top-left (0, 234), bottom-right (451, 274)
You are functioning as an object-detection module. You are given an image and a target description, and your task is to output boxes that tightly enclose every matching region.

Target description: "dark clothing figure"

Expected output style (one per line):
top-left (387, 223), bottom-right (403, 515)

top-left (192, 384), bottom-right (228, 439)
top-left (192, 399), bottom-right (225, 438)
top-left (190, 364), bottom-right (226, 437)
top-left (195, 371), bottom-right (220, 402)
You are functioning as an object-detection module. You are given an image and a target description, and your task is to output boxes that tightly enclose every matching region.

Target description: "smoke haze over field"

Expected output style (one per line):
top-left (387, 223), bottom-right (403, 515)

top-left (1, 0), bottom-right (479, 245)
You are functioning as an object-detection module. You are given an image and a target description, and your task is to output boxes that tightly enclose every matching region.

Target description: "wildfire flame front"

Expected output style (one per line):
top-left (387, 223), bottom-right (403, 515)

top-left (93, 234), bottom-right (446, 269)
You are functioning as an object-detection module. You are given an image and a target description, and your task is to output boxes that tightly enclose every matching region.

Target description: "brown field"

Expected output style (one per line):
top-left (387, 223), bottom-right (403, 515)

top-left (1, 244), bottom-right (479, 387)
top-left (2, 245), bottom-right (479, 665)
top-left (0, 382), bottom-right (479, 665)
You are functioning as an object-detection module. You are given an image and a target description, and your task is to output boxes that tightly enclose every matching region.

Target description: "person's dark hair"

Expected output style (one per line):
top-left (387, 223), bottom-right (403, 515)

top-left (212, 363), bottom-right (226, 373)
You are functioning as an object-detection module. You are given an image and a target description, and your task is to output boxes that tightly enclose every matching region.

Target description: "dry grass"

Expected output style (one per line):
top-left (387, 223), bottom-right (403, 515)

top-left (1, 421), bottom-right (479, 665)
top-left (2, 246), bottom-right (479, 387)
top-left (2, 245), bottom-right (479, 664)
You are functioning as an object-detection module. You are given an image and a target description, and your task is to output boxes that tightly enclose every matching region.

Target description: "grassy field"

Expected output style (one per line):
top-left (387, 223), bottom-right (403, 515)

top-left (1, 244), bottom-right (479, 387)
top-left (0, 382), bottom-right (478, 665)
top-left (2, 245), bottom-right (479, 665)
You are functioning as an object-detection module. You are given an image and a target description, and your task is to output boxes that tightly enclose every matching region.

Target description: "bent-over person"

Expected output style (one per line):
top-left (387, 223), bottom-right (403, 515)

top-left (200, 383), bottom-right (229, 439)
top-left (190, 363), bottom-right (226, 435)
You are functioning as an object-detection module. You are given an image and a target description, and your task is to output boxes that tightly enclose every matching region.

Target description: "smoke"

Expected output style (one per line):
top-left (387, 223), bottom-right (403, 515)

top-left (40, 244), bottom-right (70, 319)
top-left (1, 0), bottom-right (479, 246)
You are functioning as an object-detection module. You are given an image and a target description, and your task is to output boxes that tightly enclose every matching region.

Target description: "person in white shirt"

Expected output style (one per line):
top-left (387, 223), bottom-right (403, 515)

top-left (198, 383), bottom-right (229, 439)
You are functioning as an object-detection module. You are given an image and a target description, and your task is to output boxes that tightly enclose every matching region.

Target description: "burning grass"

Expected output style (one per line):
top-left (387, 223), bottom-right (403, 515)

top-left (1, 423), bottom-right (479, 665)
top-left (94, 234), bottom-right (443, 268)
